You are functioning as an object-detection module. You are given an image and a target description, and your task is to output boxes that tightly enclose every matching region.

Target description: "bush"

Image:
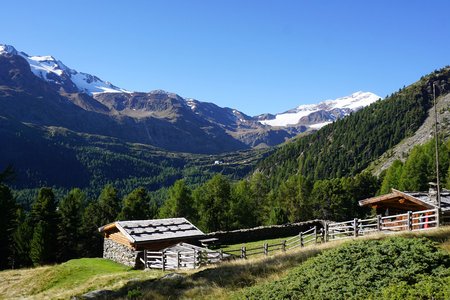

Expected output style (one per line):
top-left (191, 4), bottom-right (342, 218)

top-left (240, 237), bottom-right (450, 300)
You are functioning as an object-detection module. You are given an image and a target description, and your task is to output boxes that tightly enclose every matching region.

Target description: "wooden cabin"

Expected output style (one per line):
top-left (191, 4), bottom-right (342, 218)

top-left (359, 188), bottom-right (450, 226)
top-left (98, 218), bottom-right (205, 267)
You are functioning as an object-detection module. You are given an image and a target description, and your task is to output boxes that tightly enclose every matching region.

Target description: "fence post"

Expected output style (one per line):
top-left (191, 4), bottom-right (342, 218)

top-left (241, 246), bottom-right (247, 259)
top-left (324, 223), bottom-right (329, 243)
top-left (282, 240), bottom-right (286, 252)
top-left (144, 250), bottom-right (147, 269)
top-left (300, 232), bottom-right (304, 247)
top-left (407, 211), bottom-right (412, 231)
top-left (193, 250), bottom-right (197, 269)
top-left (264, 243), bottom-right (268, 256)
top-left (377, 215), bottom-right (382, 231)
top-left (162, 251), bottom-right (166, 271)
top-left (177, 251), bottom-right (181, 269)
top-left (353, 218), bottom-right (358, 238)
top-left (219, 249), bottom-right (223, 260)
top-left (436, 208), bottom-right (440, 228)
top-left (314, 226), bottom-right (317, 243)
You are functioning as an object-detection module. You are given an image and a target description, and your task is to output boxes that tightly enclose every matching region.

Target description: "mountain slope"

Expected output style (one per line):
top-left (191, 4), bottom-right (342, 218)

top-left (0, 44), bottom-right (381, 153)
top-left (256, 66), bottom-right (450, 188)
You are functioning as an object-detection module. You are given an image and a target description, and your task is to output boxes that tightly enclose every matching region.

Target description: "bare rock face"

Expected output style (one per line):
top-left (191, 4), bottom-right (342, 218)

top-left (370, 93), bottom-right (450, 175)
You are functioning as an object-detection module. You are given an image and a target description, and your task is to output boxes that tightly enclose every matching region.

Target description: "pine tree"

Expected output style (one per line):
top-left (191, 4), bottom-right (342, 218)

top-left (57, 188), bottom-right (85, 262)
top-left (29, 188), bottom-right (59, 265)
top-left (159, 180), bottom-right (195, 220)
top-left (0, 183), bottom-right (17, 269)
top-left (79, 201), bottom-right (103, 258)
top-left (30, 221), bottom-right (47, 266)
top-left (98, 184), bottom-right (121, 225)
top-left (194, 174), bottom-right (231, 232)
top-left (12, 209), bottom-right (33, 268)
top-left (379, 160), bottom-right (403, 194)
top-left (118, 187), bottom-right (150, 220)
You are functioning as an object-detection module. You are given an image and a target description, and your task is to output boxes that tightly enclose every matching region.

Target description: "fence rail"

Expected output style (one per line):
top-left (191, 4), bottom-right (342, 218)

top-left (145, 208), bottom-right (443, 270)
top-left (224, 208), bottom-right (443, 261)
top-left (143, 248), bottom-right (225, 270)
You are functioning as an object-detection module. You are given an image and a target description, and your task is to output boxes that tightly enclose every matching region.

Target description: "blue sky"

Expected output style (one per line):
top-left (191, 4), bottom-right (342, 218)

top-left (1, 0), bottom-right (449, 115)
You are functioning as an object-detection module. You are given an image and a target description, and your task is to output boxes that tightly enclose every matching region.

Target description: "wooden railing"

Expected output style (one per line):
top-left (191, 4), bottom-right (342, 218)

top-left (144, 208), bottom-right (443, 269)
top-left (224, 208), bottom-right (442, 261)
top-left (327, 208), bottom-right (440, 242)
top-left (223, 226), bottom-right (320, 259)
top-left (143, 248), bottom-right (224, 270)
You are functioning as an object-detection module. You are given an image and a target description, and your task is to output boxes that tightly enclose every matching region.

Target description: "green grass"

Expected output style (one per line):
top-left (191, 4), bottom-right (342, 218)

top-left (2, 227), bottom-right (450, 299)
top-left (220, 236), bottom-right (292, 253)
top-left (0, 258), bottom-right (161, 299)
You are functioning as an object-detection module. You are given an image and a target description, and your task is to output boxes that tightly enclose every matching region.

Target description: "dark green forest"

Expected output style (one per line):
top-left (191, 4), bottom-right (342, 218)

top-left (257, 66), bottom-right (450, 189)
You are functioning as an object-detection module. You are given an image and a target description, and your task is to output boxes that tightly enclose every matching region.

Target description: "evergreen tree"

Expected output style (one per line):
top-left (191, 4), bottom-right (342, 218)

top-left (79, 201), bottom-right (104, 258)
top-left (12, 209), bottom-right (33, 268)
top-left (98, 184), bottom-right (121, 225)
top-left (30, 221), bottom-right (48, 266)
top-left (0, 183), bottom-right (17, 269)
top-left (229, 180), bottom-right (258, 229)
top-left (399, 145), bottom-right (432, 191)
top-left (57, 188), bottom-right (85, 262)
top-left (118, 187), bottom-right (150, 220)
top-left (276, 175), bottom-right (312, 223)
top-left (159, 180), bottom-right (195, 221)
top-left (29, 188), bottom-right (59, 265)
top-left (194, 174), bottom-right (231, 232)
top-left (379, 160), bottom-right (403, 194)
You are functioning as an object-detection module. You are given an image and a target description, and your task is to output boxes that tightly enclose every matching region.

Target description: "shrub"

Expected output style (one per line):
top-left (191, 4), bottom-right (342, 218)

top-left (240, 237), bottom-right (450, 300)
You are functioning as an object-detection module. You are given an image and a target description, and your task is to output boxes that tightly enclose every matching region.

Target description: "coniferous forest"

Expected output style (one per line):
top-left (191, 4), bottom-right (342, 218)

top-left (1, 67), bottom-right (450, 270)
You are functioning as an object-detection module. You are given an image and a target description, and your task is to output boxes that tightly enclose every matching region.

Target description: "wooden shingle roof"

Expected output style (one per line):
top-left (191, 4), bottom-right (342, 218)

top-left (99, 218), bottom-right (205, 244)
top-left (359, 189), bottom-right (450, 212)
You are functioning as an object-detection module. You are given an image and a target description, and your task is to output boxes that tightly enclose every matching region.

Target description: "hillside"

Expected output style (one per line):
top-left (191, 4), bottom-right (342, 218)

top-left (256, 67), bottom-right (450, 188)
top-left (2, 44), bottom-right (375, 156)
top-left (369, 92), bottom-right (450, 175)
top-left (1, 227), bottom-right (449, 299)
top-left (0, 116), bottom-right (271, 193)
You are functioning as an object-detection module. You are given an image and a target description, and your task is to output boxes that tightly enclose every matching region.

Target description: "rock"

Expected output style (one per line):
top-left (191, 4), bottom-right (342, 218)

top-left (73, 289), bottom-right (115, 299)
top-left (161, 273), bottom-right (184, 280)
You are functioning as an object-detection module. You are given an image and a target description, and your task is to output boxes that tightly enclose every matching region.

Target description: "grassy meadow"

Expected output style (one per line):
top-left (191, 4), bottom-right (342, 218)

top-left (0, 227), bottom-right (449, 299)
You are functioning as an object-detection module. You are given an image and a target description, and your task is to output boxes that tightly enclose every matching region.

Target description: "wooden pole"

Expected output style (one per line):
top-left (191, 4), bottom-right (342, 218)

top-left (162, 251), bottom-right (166, 271)
top-left (407, 211), bottom-right (412, 231)
top-left (436, 208), bottom-right (441, 228)
top-left (193, 250), bottom-right (197, 269)
top-left (282, 240), bottom-right (286, 252)
top-left (314, 226), bottom-right (317, 243)
top-left (144, 250), bottom-right (147, 269)
top-left (433, 83), bottom-right (441, 208)
top-left (177, 251), bottom-right (180, 269)
top-left (377, 215), bottom-right (382, 231)
top-left (300, 232), bottom-right (304, 247)
top-left (353, 218), bottom-right (358, 238)
top-left (264, 243), bottom-right (268, 256)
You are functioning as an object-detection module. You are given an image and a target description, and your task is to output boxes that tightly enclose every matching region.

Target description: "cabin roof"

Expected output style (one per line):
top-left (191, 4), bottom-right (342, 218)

top-left (99, 217), bottom-right (205, 244)
top-left (359, 189), bottom-right (450, 212)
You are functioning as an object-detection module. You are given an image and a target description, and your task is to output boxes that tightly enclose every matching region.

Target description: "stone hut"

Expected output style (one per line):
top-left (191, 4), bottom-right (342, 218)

top-left (98, 218), bottom-right (205, 268)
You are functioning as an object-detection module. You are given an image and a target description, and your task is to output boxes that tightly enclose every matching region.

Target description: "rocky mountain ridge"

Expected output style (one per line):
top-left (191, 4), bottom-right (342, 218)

top-left (0, 44), bottom-right (380, 153)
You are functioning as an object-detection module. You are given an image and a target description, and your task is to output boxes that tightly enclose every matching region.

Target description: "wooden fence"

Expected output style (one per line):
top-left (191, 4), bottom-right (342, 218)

top-left (326, 208), bottom-right (440, 241)
top-left (143, 247), bottom-right (225, 270)
top-left (144, 208), bottom-right (443, 269)
top-left (224, 208), bottom-right (442, 260)
top-left (223, 226), bottom-right (320, 259)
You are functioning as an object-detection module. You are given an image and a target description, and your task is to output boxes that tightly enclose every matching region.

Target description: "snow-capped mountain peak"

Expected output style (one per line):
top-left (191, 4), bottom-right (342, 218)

top-left (0, 44), bottom-right (131, 95)
top-left (259, 91), bottom-right (381, 128)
